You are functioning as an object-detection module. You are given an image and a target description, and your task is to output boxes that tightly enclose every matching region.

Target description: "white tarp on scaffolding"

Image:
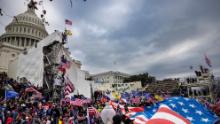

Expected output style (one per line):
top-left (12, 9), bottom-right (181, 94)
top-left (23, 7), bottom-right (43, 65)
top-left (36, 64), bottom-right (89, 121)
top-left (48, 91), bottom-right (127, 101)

top-left (9, 31), bottom-right (62, 86)
top-left (9, 31), bottom-right (93, 98)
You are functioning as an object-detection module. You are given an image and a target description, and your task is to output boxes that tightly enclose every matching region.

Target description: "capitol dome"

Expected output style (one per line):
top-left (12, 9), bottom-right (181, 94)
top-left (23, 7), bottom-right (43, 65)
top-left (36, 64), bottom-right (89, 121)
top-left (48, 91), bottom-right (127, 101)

top-left (0, 3), bottom-right (48, 49)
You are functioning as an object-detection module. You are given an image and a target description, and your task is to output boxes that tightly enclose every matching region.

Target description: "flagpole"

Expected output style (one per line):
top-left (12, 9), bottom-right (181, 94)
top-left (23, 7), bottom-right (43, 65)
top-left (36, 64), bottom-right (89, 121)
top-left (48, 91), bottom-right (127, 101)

top-left (204, 53), bottom-right (215, 103)
top-left (4, 89), bottom-right (6, 107)
top-left (87, 108), bottom-right (90, 124)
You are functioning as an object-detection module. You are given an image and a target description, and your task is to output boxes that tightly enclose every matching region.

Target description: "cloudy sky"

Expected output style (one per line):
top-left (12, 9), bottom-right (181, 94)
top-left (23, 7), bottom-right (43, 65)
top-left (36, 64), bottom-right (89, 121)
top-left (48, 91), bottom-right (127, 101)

top-left (0, 0), bottom-right (220, 79)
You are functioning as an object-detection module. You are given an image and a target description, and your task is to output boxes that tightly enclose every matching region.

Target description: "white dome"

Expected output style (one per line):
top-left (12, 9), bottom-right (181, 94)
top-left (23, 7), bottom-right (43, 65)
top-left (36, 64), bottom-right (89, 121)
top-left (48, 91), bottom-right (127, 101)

top-left (0, 5), bottom-right (48, 49)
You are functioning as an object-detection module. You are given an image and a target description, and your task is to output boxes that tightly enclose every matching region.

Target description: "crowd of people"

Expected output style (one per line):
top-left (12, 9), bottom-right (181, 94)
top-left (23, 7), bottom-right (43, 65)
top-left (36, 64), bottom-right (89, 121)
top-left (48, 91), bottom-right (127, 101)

top-left (0, 72), bottom-right (220, 124)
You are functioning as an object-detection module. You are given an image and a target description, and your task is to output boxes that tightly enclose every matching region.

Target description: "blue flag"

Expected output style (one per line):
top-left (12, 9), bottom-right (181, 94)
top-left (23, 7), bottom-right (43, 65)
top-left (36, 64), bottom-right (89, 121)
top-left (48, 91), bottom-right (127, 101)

top-left (121, 92), bottom-right (130, 99)
top-left (6, 90), bottom-right (19, 99)
top-left (131, 91), bottom-right (142, 97)
top-left (131, 97), bottom-right (219, 124)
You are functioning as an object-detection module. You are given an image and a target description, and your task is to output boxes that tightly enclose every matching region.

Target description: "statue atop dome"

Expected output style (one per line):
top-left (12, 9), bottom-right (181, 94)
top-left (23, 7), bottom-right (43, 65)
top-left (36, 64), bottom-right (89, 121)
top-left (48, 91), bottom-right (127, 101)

top-left (27, 0), bottom-right (38, 10)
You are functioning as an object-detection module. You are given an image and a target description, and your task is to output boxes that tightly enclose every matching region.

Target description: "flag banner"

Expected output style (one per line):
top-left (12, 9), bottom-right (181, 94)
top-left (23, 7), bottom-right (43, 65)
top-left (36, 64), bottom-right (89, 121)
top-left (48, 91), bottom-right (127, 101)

top-left (147, 104), bottom-right (191, 124)
top-left (65, 19), bottom-right (72, 25)
top-left (131, 97), bottom-right (218, 124)
top-left (204, 54), bottom-right (212, 67)
top-left (132, 114), bottom-right (149, 124)
top-left (87, 107), bottom-right (100, 117)
top-left (61, 55), bottom-right (71, 69)
top-left (70, 98), bottom-right (84, 106)
top-left (64, 77), bottom-right (75, 96)
top-left (6, 90), bottom-right (19, 99)
top-left (64, 29), bottom-right (72, 36)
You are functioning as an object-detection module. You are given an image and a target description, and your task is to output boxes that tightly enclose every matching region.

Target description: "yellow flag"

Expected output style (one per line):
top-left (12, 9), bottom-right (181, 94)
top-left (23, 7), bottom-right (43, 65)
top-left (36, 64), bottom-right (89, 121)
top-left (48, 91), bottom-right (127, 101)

top-left (155, 95), bottom-right (164, 101)
top-left (64, 29), bottom-right (72, 36)
top-left (112, 92), bottom-right (121, 100)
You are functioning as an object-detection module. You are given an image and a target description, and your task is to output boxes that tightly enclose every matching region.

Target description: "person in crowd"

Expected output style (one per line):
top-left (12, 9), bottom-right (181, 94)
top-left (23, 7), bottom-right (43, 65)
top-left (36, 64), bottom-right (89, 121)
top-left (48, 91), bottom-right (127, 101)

top-left (113, 114), bottom-right (122, 124)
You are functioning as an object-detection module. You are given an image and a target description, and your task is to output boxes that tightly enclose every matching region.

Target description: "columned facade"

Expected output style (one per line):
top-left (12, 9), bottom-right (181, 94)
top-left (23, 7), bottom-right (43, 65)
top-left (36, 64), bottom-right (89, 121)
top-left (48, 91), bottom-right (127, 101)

top-left (0, 2), bottom-right (48, 73)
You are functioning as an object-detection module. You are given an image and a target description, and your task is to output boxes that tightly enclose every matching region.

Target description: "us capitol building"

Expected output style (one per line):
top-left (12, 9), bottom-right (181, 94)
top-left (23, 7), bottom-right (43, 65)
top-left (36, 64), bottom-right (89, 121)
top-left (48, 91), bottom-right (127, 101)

top-left (0, 2), bottom-right (48, 73)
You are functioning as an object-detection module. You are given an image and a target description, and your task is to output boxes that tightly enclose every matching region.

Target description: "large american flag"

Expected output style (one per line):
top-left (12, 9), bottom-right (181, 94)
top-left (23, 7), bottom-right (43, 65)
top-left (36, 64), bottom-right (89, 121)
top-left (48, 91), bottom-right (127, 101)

top-left (131, 97), bottom-right (219, 124)
top-left (147, 104), bottom-right (191, 124)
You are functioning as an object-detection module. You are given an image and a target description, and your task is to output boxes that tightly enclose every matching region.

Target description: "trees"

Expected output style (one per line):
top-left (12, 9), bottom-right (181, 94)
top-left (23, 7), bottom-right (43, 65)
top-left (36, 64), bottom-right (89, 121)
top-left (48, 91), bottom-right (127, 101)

top-left (123, 72), bottom-right (156, 87)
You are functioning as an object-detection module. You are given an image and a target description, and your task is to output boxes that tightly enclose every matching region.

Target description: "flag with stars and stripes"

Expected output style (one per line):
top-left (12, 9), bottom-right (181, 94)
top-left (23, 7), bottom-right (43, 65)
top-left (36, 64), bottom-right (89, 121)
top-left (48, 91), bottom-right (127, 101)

top-left (147, 104), bottom-right (191, 124)
top-left (131, 97), bottom-right (219, 124)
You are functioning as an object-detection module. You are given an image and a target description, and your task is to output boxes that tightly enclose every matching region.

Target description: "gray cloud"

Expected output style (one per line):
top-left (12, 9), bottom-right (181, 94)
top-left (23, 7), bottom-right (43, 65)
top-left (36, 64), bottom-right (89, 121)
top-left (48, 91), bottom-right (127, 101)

top-left (1, 0), bottom-right (220, 79)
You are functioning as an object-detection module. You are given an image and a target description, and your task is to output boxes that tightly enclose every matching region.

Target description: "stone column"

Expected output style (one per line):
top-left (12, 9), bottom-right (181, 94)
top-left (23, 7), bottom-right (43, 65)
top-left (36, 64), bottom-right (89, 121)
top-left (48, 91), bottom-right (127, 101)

top-left (9, 37), bottom-right (13, 44)
top-left (15, 37), bottom-right (18, 46)
top-left (24, 38), bottom-right (27, 47)
top-left (187, 87), bottom-right (190, 97)
top-left (192, 89), bottom-right (195, 98)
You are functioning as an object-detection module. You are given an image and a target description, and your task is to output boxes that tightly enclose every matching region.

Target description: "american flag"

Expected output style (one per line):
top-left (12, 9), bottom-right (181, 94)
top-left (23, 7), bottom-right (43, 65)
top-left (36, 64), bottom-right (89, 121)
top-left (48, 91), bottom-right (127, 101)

top-left (147, 104), bottom-right (191, 124)
top-left (87, 107), bottom-right (100, 117)
top-left (70, 98), bottom-right (84, 106)
top-left (65, 19), bottom-right (72, 25)
top-left (132, 114), bottom-right (148, 124)
top-left (64, 77), bottom-right (74, 96)
top-left (87, 107), bottom-right (100, 124)
top-left (131, 97), bottom-right (218, 124)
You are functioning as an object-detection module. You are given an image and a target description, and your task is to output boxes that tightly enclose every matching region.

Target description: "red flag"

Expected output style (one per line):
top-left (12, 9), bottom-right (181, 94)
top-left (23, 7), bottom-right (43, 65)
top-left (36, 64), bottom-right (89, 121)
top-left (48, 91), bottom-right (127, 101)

top-left (65, 19), bottom-right (72, 25)
top-left (204, 54), bottom-right (212, 67)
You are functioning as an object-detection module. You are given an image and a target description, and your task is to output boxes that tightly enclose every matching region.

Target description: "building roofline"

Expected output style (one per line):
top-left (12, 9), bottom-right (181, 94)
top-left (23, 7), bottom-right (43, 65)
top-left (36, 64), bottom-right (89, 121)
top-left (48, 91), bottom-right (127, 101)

top-left (91, 71), bottom-right (130, 77)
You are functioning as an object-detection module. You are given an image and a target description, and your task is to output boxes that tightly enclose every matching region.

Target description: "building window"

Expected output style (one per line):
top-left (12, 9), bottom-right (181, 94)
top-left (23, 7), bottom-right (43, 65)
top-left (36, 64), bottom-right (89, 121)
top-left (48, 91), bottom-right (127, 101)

top-left (28, 28), bottom-right (30, 33)
top-left (11, 54), bottom-right (15, 57)
top-left (24, 27), bottom-right (26, 33)
top-left (8, 27), bottom-right (11, 32)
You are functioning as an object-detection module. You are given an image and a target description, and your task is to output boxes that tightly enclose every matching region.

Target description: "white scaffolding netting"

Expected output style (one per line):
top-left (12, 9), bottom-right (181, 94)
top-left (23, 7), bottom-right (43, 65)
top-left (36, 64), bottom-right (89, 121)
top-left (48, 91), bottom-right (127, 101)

top-left (10, 32), bottom-right (62, 86)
